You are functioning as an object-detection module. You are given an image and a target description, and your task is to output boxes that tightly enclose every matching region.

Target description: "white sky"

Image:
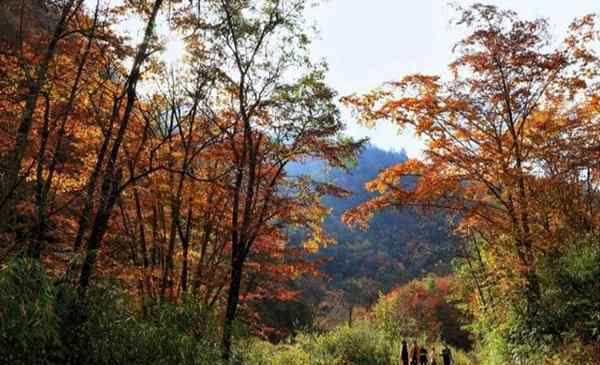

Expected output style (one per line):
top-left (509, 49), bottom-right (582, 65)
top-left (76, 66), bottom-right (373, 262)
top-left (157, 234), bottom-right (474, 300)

top-left (123, 0), bottom-right (599, 158)
top-left (305, 0), bottom-right (599, 158)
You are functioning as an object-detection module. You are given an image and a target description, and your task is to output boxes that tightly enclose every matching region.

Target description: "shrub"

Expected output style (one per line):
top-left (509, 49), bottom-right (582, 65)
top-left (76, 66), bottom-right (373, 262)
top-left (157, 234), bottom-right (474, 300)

top-left (0, 257), bottom-right (224, 365)
top-left (373, 275), bottom-right (472, 350)
top-left (242, 340), bottom-right (313, 365)
top-left (59, 283), bottom-right (224, 365)
top-left (0, 258), bottom-right (60, 364)
top-left (314, 322), bottom-right (390, 364)
top-left (467, 235), bottom-right (600, 365)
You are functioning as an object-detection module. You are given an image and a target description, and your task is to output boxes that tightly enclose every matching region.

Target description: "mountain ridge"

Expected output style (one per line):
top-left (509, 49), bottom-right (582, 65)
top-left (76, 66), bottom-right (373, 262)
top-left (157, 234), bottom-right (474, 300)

top-left (289, 144), bottom-right (457, 292)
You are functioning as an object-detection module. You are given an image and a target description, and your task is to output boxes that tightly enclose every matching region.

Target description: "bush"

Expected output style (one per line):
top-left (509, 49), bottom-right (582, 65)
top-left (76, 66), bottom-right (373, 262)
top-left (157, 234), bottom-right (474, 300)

top-left (0, 258), bottom-right (60, 364)
top-left (243, 321), bottom-right (476, 365)
top-left (65, 286), bottom-right (223, 364)
top-left (539, 240), bottom-right (600, 344)
top-left (0, 258), bottom-right (224, 365)
top-left (242, 340), bottom-right (313, 365)
top-left (467, 235), bottom-right (600, 365)
top-left (244, 321), bottom-right (404, 365)
top-left (373, 275), bottom-right (472, 350)
top-left (313, 322), bottom-right (391, 364)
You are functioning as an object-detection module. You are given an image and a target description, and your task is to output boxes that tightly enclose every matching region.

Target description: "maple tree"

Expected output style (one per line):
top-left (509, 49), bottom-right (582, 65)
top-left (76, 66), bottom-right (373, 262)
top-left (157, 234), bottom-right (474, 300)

top-left (373, 276), bottom-right (471, 349)
top-left (0, 0), bottom-right (82, 232)
top-left (2, 0), bottom-right (364, 361)
top-left (170, 0), bottom-right (365, 358)
top-left (342, 4), bottom-right (600, 319)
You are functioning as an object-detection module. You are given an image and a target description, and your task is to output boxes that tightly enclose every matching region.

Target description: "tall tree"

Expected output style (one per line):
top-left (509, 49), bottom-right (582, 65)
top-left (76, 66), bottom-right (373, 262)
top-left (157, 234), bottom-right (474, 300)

top-left (176, 0), bottom-right (365, 358)
top-left (0, 0), bottom-right (84, 232)
top-left (77, 0), bottom-right (167, 295)
top-left (342, 5), bottom-right (600, 319)
top-left (0, 0), bottom-right (127, 262)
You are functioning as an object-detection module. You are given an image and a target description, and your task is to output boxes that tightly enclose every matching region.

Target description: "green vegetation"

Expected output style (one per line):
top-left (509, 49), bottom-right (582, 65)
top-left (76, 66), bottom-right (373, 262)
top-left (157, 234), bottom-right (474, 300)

top-left (0, 258), bottom-right (224, 365)
top-left (1, 257), bottom-right (473, 365)
top-left (461, 235), bottom-right (600, 365)
top-left (229, 311), bottom-right (474, 365)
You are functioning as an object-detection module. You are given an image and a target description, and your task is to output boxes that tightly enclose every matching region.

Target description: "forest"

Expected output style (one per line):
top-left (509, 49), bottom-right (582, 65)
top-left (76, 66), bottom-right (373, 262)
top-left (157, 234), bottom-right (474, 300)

top-left (0, 0), bottom-right (599, 364)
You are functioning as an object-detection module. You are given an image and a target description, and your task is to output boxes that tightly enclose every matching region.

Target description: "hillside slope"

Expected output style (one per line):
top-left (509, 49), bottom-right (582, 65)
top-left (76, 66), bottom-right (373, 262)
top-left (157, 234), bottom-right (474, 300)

top-left (290, 145), bottom-right (457, 291)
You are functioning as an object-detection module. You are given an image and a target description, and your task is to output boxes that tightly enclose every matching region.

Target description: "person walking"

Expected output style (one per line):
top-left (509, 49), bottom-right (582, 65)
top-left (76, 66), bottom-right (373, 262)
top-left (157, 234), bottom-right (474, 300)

top-left (401, 339), bottom-right (410, 365)
top-left (419, 346), bottom-right (429, 365)
top-left (411, 341), bottom-right (419, 365)
top-left (430, 348), bottom-right (438, 365)
top-left (442, 345), bottom-right (452, 365)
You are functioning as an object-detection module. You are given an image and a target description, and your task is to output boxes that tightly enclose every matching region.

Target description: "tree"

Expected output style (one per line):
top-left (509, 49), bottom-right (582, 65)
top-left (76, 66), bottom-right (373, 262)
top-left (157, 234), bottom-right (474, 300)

top-left (76, 0), bottom-right (167, 296)
top-left (0, 0), bottom-right (84, 233)
top-left (373, 275), bottom-right (472, 349)
top-left (176, 0), bottom-right (365, 358)
top-left (342, 5), bottom-right (600, 320)
top-left (338, 277), bottom-right (379, 327)
top-left (0, 0), bottom-right (129, 263)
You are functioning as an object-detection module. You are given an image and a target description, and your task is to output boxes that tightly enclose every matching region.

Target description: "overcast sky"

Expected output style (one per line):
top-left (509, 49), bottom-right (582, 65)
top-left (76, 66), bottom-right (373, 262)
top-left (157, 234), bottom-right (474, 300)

top-left (304, 0), bottom-right (599, 157)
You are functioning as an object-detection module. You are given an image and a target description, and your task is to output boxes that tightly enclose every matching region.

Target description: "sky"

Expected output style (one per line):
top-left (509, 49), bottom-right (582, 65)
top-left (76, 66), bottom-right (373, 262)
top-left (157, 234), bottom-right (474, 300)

top-left (134, 0), bottom-right (599, 158)
top-left (304, 0), bottom-right (599, 157)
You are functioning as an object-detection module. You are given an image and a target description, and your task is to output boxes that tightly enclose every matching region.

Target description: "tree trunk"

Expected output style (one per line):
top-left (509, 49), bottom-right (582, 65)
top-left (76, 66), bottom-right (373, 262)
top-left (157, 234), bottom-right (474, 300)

top-left (160, 175), bottom-right (184, 300)
top-left (29, 96), bottom-right (52, 259)
top-left (1, 0), bottom-right (79, 229)
top-left (133, 186), bottom-right (152, 301)
top-left (222, 253), bottom-right (245, 361)
top-left (348, 305), bottom-right (353, 327)
top-left (72, 119), bottom-right (114, 251)
top-left (77, 0), bottom-right (164, 296)
top-left (78, 169), bottom-right (122, 295)
top-left (178, 204), bottom-right (192, 296)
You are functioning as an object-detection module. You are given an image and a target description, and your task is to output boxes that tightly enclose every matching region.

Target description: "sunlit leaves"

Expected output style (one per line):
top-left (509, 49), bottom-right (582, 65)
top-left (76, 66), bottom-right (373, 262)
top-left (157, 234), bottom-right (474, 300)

top-left (341, 5), bottom-right (600, 338)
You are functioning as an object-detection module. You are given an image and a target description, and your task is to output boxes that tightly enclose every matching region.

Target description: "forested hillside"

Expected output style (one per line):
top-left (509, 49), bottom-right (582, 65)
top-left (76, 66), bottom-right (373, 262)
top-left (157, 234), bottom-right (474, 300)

top-left (256, 146), bottom-right (458, 334)
top-left (310, 145), bottom-right (456, 289)
top-left (290, 146), bottom-right (456, 300)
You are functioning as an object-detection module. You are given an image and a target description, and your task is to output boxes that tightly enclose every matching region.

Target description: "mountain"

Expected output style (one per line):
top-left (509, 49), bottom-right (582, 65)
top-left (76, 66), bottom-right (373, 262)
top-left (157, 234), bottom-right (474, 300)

top-left (289, 144), bottom-right (457, 292)
top-left (252, 145), bottom-right (459, 335)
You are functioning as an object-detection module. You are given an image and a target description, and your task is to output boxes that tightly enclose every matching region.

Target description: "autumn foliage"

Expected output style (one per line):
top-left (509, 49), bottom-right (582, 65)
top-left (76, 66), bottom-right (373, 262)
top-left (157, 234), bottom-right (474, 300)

top-left (0, 0), bottom-right (363, 361)
top-left (2, 1), bottom-right (600, 364)
top-left (342, 4), bottom-right (600, 363)
top-left (373, 276), bottom-right (471, 349)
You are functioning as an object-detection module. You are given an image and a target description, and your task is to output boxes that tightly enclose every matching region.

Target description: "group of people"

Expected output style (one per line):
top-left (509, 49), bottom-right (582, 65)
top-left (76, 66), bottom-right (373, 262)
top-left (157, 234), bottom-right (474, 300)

top-left (400, 340), bottom-right (452, 365)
